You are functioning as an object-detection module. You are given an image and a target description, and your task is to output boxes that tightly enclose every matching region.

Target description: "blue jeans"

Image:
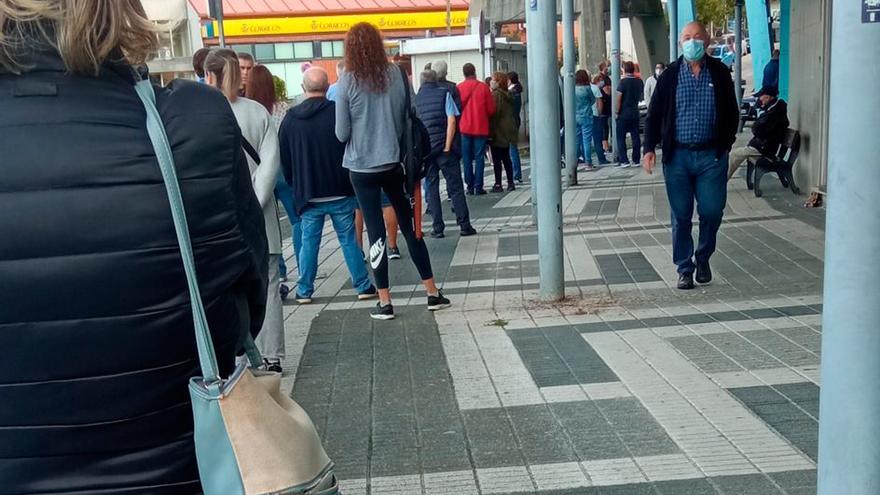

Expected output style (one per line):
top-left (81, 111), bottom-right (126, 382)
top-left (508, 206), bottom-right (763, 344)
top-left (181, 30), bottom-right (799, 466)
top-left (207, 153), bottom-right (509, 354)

top-left (275, 177), bottom-right (301, 278)
top-left (616, 115), bottom-right (641, 164)
top-left (577, 119), bottom-right (594, 165)
top-left (509, 144), bottom-right (522, 181)
top-left (461, 135), bottom-right (488, 192)
top-left (664, 149), bottom-right (729, 275)
top-left (297, 197), bottom-right (373, 297)
top-left (592, 116), bottom-right (610, 164)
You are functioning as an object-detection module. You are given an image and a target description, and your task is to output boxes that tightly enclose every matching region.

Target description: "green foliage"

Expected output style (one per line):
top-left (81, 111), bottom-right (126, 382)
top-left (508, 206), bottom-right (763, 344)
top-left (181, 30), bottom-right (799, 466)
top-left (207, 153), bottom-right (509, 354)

top-left (273, 75), bottom-right (287, 101)
top-left (696, 0), bottom-right (736, 31)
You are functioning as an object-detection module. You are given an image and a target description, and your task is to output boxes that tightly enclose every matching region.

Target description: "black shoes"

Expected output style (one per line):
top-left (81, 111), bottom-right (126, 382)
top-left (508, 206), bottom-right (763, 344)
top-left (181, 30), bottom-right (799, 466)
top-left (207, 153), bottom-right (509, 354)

top-left (677, 273), bottom-right (695, 290)
top-left (263, 359), bottom-right (282, 373)
top-left (430, 230), bottom-right (445, 239)
top-left (371, 302), bottom-right (395, 320)
top-left (507, 183), bottom-right (516, 192)
top-left (475, 189), bottom-right (487, 195)
top-left (388, 247), bottom-right (401, 260)
top-left (696, 260), bottom-right (712, 284)
top-left (460, 226), bottom-right (477, 236)
top-left (427, 291), bottom-right (451, 311)
top-left (358, 285), bottom-right (378, 301)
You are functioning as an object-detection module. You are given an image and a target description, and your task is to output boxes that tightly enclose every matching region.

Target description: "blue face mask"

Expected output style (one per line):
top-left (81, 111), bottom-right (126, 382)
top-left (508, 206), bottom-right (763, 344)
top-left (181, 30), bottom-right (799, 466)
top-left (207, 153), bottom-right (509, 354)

top-left (682, 39), bottom-right (705, 62)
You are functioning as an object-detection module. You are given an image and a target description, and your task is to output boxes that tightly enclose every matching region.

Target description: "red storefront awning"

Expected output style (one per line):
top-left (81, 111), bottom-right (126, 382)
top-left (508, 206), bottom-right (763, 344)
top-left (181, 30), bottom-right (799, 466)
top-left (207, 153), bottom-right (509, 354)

top-left (190, 0), bottom-right (471, 19)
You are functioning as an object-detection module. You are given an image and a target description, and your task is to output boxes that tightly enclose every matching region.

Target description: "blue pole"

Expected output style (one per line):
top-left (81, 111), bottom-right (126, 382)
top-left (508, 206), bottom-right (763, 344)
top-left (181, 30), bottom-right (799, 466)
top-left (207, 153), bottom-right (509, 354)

top-left (526, 0), bottom-right (564, 300)
top-left (817, 1), bottom-right (880, 493)
top-left (668, 0), bottom-right (679, 62)
top-left (563, 0), bottom-right (578, 186)
top-left (678, 0), bottom-right (696, 33)
top-left (610, 0), bottom-right (620, 162)
top-left (734, 0), bottom-right (744, 107)
top-left (778, 0), bottom-right (791, 101)
top-left (745, 0), bottom-right (772, 89)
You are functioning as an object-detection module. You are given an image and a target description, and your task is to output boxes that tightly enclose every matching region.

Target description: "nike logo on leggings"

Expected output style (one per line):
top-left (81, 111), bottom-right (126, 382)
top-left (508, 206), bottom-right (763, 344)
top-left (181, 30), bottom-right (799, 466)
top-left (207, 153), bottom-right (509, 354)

top-left (369, 238), bottom-right (386, 270)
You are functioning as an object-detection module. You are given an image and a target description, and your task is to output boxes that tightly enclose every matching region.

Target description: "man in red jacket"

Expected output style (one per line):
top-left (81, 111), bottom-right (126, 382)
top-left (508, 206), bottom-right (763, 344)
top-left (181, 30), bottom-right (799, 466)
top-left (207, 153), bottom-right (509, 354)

top-left (457, 63), bottom-right (496, 195)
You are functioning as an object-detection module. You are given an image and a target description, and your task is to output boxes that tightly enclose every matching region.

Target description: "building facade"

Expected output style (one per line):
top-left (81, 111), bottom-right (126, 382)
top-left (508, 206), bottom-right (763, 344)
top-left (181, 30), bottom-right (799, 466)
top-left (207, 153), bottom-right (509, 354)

top-left (189, 0), bottom-right (471, 96)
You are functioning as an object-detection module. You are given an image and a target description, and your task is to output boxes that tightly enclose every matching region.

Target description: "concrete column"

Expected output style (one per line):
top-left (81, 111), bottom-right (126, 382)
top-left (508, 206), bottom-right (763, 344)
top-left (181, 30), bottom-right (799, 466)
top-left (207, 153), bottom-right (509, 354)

top-left (610, 0), bottom-right (621, 162)
top-left (525, 0), bottom-right (564, 300)
top-left (563, 0), bottom-right (578, 186)
top-left (578, 0), bottom-right (607, 72)
top-left (667, 0), bottom-right (678, 61)
top-left (734, 0), bottom-right (744, 107)
top-left (817, 1), bottom-right (880, 493)
top-left (631, 14), bottom-right (671, 73)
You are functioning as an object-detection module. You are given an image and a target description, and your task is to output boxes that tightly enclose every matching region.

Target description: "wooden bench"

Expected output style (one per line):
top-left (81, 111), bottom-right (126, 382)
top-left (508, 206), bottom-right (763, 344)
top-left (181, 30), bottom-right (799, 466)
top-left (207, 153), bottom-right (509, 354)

top-left (746, 128), bottom-right (801, 198)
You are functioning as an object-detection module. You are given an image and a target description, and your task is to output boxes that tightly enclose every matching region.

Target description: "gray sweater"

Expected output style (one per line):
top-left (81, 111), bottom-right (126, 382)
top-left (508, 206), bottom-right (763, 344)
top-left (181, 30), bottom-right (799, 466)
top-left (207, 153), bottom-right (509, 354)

top-left (335, 64), bottom-right (407, 172)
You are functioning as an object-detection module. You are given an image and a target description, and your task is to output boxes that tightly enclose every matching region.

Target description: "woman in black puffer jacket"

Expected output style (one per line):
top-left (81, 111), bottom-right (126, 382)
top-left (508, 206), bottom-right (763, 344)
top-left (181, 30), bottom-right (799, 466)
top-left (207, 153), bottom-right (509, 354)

top-left (0, 2), bottom-right (268, 493)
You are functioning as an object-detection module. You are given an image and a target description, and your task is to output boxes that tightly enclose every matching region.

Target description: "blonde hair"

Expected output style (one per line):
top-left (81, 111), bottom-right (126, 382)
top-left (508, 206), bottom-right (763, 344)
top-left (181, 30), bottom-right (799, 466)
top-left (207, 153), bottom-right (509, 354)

top-left (204, 48), bottom-right (241, 100)
top-left (0, 0), bottom-right (158, 75)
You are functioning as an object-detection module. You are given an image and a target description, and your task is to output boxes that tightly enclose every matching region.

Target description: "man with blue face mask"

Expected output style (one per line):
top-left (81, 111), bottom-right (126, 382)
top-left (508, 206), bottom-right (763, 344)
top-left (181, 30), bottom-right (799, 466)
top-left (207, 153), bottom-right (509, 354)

top-left (642, 22), bottom-right (739, 290)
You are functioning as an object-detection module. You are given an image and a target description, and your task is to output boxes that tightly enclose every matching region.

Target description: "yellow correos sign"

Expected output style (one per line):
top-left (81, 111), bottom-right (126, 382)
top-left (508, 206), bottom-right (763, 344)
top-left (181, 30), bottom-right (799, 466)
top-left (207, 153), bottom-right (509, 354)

top-left (209, 10), bottom-right (469, 38)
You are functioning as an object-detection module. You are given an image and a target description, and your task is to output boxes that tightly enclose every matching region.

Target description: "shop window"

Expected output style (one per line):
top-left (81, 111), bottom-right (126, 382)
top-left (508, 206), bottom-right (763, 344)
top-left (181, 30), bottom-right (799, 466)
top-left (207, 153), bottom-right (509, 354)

top-left (231, 44), bottom-right (253, 56)
top-left (254, 43), bottom-right (275, 61)
top-left (275, 43), bottom-right (294, 60)
top-left (294, 42), bottom-right (314, 60)
top-left (320, 41), bottom-right (344, 58)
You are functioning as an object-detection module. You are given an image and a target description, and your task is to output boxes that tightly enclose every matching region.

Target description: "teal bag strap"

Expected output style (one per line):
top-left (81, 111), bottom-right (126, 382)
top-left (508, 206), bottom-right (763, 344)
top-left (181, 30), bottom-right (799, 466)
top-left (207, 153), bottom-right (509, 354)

top-left (133, 79), bottom-right (262, 387)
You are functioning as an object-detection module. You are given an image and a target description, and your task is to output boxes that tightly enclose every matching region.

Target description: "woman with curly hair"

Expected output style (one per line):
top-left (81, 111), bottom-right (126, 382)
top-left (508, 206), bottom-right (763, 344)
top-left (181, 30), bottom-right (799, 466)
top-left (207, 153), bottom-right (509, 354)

top-left (335, 22), bottom-right (449, 320)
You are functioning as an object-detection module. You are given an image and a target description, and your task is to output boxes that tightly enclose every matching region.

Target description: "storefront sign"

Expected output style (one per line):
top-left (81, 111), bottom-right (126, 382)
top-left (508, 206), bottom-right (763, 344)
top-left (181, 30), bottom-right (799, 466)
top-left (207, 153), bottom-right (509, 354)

top-left (206, 10), bottom-right (469, 38)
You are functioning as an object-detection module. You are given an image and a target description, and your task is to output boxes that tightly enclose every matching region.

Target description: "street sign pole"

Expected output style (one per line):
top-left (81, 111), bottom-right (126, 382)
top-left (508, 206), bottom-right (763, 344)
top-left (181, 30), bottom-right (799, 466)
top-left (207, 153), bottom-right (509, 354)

top-left (610, 0), bottom-right (621, 162)
top-left (817, 1), bottom-right (880, 493)
top-left (668, 0), bottom-right (679, 61)
top-left (563, 0), bottom-right (578, 186)
top-left (208, 0), bottom-right (227, 47)
top-left (526, 0), bottom-right (564, 300)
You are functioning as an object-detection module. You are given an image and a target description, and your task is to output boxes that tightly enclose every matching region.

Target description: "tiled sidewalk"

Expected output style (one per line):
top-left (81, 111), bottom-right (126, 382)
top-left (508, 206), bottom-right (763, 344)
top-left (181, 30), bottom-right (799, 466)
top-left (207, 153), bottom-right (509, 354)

top-left (276, 155), bottom-right (823, 495)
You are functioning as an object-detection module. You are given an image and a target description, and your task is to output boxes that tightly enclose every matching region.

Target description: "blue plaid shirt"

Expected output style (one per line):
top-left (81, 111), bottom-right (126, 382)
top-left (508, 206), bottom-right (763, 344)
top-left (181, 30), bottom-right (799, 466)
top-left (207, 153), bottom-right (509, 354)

top-left (675, 60), bottom-right (716, 144)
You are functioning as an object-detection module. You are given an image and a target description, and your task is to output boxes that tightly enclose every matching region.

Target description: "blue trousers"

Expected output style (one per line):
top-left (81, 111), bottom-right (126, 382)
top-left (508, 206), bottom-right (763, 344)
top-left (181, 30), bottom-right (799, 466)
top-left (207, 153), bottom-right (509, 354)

top-left (616, 115), bottom-right (641, 164)
top-left (509, 144), bottom-right (522, 181)
top-left (274, 177), bottom-right (301, 278)
top-left (577, 119), bottom-right (594, 165)
top-left (461, 135), bottom-right (488, 193)
top-left (426, 152), bottom-right (472, 234)
top-left (663, 149), bottom-right (729, 275)
top-left (297, 197), bottom-right (373, 297)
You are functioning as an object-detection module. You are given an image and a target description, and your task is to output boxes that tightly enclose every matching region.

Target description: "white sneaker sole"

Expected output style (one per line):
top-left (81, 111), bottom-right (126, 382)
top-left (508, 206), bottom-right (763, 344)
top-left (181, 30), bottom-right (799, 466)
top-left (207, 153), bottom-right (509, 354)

top-left (427, 302), bottom-right (451, 311)
top-left (358, 293), bottom-right (378, 301)
top-left (370, 313), bottom-right (395, 320)
top-left (296, 298), bottom-right (312, 304)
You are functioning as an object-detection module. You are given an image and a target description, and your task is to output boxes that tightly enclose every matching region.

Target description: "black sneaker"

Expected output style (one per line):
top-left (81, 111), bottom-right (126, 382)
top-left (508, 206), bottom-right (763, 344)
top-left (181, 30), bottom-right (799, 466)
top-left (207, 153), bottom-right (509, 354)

top-left (677, 273), bottom-right (695, 290)
top-left (358, 285), bottom-right (378, 301)
top-left (696, 260), bottom-right (712, 284)
top-left (427, 291), bottom-right (451, 311)
top-left (507, 183), bottom-right (516, 192)
top-left (430, 230), bottom-right (445, 239)
top-left (460, 226), bottom-right (477, 236)
top-left (371, 302), bottom-right (395, 320)
top-left (491, 184), bottom-right (504, 193)
top-left (475, 189), bottom-right (487, 195)
top-left (466, 189), bottom-right (475, 196)
top-left (263, 359), bottom-right (282, 374)
top-left (295, 293), bottom-right (312, 304)
top-left (279, 284), bottom-right (290, 301)
top-left (388, 247), bottom-right (401, 260)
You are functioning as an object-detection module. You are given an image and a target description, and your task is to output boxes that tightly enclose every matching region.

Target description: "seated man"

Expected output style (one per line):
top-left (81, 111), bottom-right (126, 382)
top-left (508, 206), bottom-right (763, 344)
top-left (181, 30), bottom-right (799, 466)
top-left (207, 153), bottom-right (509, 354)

top-left (279, 67), bottom-right (377, 303)
top-left (728, 85), bottom-right (790, 179)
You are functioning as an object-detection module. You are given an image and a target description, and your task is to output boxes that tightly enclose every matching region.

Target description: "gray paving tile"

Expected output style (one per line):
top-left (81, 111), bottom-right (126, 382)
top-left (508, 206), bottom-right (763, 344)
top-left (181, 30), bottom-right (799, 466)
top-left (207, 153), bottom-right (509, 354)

top-left (711, 473), bottom-right (785, 495)
top-left (462, 408), bottom-right (525, 469)
top-left (508, 404), bottom-right (578, 465)
top-left (728, 384), bottom-right (819, 461)
top-left (654, 478), bottom-right (719, 495)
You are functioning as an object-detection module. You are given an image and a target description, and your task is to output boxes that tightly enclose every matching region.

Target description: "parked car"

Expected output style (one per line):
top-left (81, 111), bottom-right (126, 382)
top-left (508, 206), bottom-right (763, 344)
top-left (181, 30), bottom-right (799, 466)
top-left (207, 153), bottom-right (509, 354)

top-left (709, 44), bottom-right (736, 70)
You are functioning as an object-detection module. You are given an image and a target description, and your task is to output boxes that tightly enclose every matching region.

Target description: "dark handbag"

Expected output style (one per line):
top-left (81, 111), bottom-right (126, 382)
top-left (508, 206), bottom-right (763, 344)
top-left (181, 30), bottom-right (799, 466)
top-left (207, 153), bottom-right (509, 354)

top-left (397, 65), bottom-right (431, 196)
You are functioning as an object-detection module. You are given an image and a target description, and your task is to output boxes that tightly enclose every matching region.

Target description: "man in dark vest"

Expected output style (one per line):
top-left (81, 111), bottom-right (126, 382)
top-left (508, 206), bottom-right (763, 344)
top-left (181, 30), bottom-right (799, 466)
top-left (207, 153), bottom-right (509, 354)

top-left (416, 69), bottom-right (477, 238)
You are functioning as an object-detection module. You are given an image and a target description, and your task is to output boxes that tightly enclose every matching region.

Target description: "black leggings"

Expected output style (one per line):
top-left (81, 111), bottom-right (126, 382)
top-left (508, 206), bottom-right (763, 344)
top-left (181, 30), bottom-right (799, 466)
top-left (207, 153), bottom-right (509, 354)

top-left (490, 145), bottom-right (515, 187)
top-left (349, 167), bottom-right (434, 290)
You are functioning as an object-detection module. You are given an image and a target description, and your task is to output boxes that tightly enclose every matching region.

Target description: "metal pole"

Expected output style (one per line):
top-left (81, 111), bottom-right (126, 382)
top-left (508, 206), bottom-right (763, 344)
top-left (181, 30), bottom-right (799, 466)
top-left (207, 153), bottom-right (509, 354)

top-left (610, 0), bottom-right (621, 163)
top-left (446, 0), bottom-right (452, 35)
top-left (734, 0), bottom-right (743, 107)
top-left (525, 1), bottom-right (538, 226)
top-left (563, 0), bottom-right (578, 186)
top-left (668, 0), bottom-right (678, 61)
top-left (215, 0), bottom-right (226, 48)
top-left (526, 0), bottom-right (564, 301)
top-left (818, 2), bottom-right (880, 493)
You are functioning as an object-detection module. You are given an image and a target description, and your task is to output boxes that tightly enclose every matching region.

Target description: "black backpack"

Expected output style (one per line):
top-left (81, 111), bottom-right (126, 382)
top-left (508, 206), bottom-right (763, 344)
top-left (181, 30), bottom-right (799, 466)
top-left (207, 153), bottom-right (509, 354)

top-left (397, 66), bottom-right (432, 196)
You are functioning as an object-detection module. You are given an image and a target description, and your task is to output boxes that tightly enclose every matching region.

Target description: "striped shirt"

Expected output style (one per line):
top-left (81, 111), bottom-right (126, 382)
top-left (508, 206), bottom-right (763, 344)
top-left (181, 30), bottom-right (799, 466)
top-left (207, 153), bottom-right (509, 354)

top-left (675, 60), bottom-right (716, 144)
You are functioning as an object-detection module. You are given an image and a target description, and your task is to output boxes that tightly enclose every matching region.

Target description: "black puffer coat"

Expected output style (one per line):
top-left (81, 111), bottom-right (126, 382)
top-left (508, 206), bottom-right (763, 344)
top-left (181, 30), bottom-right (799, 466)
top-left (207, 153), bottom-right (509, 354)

top-left (0, 50), bottom-right (268, 494)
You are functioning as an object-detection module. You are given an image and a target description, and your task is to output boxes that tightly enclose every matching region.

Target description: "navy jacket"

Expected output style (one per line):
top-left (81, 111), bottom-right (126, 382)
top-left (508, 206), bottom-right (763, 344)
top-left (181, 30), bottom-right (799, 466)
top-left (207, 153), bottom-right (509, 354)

top-left (416, 82), bottom-right (460, 158)
top-left (749, 99), bottom-right (789, 155)
top-left (644, 56), bottom-right (739, 164)
top-left (279, 97), bottom-right (353, 215)
top-left (0, 49), bottom-right (268, 494)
